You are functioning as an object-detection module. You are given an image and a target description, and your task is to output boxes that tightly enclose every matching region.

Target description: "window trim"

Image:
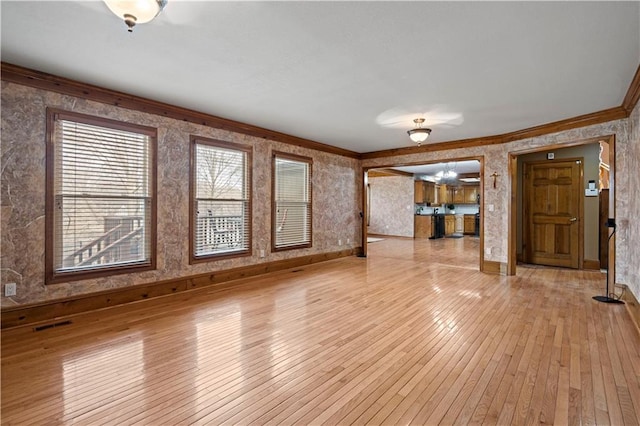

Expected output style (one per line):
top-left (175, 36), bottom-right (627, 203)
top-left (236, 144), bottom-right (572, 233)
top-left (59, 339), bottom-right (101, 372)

top-left (45, 108), bottom-right (157, 284)
top-left (189, 136), bottom-right (253, 264)
top-left (271, 151), bottom-right (313, 252)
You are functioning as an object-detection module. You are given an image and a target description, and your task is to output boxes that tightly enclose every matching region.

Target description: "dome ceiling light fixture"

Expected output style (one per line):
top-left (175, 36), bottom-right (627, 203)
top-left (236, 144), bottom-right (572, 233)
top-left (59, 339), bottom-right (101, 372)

top-left (407, 118), bottom-right (432, 146)
top-left (104, 0), bottom-right (168, 32)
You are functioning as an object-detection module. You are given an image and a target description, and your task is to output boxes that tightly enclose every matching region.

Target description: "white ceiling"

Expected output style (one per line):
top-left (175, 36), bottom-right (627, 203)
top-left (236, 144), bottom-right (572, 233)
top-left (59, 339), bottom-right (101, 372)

top-left (2, 1), bottom-right (639, 154)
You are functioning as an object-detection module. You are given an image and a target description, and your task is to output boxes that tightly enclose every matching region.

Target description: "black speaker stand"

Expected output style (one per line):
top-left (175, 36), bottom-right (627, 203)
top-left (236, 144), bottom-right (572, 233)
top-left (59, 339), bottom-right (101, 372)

top-left (593, 219), bottom-right (624, 304)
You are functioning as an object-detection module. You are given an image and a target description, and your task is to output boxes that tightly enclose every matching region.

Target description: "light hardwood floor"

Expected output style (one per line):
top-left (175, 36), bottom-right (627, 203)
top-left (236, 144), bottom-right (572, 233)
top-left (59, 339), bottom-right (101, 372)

top-left (2, 237), bottom-right (639, 425)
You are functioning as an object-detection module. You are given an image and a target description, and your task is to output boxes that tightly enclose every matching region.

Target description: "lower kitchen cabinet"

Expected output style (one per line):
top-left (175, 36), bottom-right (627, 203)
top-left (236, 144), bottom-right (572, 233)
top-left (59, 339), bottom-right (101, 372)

top-left (414, 215), bottom-right (433, 238)
top-left (444, 215), bottom-right (455, 236)
top-left (464, 214), bottom-right (475, 234)
top-left (454, 215), bottom-right (464, 233)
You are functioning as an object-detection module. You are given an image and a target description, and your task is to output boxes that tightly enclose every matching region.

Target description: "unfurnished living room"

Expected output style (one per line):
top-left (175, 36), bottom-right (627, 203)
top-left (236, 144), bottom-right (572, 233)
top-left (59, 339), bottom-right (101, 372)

top-left (1, 1), bottom-right (639, 425)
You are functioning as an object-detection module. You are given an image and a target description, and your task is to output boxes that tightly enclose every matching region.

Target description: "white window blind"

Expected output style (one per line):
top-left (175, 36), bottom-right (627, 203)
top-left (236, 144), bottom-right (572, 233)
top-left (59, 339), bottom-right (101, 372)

top-left (273, 155), bottom-right (312, 250)
top-left (50, 114), bottom-right (154, 279)
top-left (193, 140), bottom-right (250, 259)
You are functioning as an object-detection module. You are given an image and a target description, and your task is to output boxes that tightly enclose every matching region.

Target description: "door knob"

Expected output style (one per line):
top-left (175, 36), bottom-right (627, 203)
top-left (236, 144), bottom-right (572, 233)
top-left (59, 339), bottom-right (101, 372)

top-left (570, 217), bottom-right (577, 222)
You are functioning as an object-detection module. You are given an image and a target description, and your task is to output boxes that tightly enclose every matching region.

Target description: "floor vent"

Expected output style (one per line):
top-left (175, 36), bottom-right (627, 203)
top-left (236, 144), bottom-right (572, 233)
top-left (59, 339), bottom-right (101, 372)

top-left (33, 320), bottom-right (72, 332)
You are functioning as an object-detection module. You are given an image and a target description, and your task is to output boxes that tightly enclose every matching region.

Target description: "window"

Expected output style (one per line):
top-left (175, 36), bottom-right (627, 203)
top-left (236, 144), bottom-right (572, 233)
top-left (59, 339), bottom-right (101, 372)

top-left (190, 137), bottom-right (251, 262)
top-left (45, 109), bottom-right (156, 283)
top-left (272, 152), bottom-right (312, 251)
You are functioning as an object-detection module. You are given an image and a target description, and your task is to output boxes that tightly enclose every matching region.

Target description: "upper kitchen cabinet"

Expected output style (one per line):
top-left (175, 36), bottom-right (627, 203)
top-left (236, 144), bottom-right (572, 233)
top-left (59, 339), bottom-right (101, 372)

top-left (438, 184), bottom-right (448, 204)
top-left (447, 184), bottom-right (480, 205)
top-left (414, 181), bottom-right (425, 203)
top-left (450, 186), bottom-right (466, 204)
top-left (464, 185), bottom-right (479, 204)
top-left (415, 181), bottom-right (438, 204)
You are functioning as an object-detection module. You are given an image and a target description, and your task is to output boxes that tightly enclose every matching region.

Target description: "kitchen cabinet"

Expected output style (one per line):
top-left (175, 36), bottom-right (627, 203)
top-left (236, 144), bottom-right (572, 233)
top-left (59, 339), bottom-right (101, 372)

top-left (438, 184), bottom-right (449, 204)
top-left (414, 181), bottom-right (425, 203)
top-left (464, 215), bottom-right (475, 234)
top-left (463, 185), bottom-right (479, 204)
top-left (414, 215), bottom-right (432, 238)
top-left (450, 186), bottom-right (465, 204)
top-left (454, 215), bottom-right (464, 233)
top-left (424, 182), bottom-right (436, 204)
top-left (415, 181), bottom-right (438, 204)
top-left (444, 215), bottom-right (455, 236)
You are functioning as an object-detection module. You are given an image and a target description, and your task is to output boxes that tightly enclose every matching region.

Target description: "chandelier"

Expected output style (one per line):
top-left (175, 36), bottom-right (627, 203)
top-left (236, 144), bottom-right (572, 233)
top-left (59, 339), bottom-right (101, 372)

top-left (434, 163), bottom-right (457, 183)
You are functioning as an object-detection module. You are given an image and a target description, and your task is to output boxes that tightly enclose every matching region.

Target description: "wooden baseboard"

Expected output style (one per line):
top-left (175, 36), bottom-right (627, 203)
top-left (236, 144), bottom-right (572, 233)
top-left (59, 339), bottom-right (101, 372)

top-left (583, 259), bottom-right (601, 270)
top-left (483, 260), bottom-right (507, 275)
top-left (619, 283), bottom-right (640, 335)
top-left (1, 248), bottom-right (358, 329)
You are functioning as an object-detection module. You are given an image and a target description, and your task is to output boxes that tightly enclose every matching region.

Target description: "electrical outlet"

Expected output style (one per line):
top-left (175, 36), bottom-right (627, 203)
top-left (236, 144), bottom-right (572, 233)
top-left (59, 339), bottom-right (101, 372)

top-left (338, 239), bottom-right (343, 246)
top-left (347, 238), bottom-right (350, 244)
top-left (259, 249), bottom-right (265, 258)
top-left (4, 283), bottom-right (17, 297)
top-left (485, 248), bottom-right (492, 256)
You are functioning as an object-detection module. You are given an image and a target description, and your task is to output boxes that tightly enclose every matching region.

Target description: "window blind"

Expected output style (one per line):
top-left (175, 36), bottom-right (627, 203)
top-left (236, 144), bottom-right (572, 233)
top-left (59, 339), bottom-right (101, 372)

top-left (193, 141), bottom-right (250, 258)
top-left (273, 155), bottom-right (312, 249)
top-left (51, 117), bottom-right (153, 275)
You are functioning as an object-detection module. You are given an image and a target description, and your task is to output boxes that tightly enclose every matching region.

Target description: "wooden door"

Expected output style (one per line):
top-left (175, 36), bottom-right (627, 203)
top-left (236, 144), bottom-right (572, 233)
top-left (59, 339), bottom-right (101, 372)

top-left (524, 160), bottom-right (581, 269)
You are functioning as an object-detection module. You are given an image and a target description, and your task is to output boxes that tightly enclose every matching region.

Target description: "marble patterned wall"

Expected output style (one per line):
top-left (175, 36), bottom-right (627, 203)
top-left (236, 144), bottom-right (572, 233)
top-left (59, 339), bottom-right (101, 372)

top-left (625, 102), bottom-right (640, 299)
top-left (0, 82), bottom-right (361, 305)
top-left (367, 175), bottom-right (414, 237)
top-left (362, 117), bottom-right (638, 300)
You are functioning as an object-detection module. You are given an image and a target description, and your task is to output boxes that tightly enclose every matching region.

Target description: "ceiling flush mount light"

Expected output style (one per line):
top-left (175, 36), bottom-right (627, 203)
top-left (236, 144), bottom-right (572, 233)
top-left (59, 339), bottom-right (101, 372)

top-left (407, 118), bottom-right (432, 146)
top-left (104, 0), bottom-right (168, 32)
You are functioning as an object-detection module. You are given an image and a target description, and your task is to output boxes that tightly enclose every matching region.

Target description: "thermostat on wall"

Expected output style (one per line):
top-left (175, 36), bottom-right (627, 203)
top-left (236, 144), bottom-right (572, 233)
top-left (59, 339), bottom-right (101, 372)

top-left (585, 180), bottom-right (598, 196)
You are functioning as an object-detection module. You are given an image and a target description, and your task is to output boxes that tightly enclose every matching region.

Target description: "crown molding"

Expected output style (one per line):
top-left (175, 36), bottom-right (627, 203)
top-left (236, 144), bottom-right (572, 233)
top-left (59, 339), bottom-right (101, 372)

top-left (361, 106), bottom-right (627, 160)
top-left (3, 61), bottom-right (637, 162)
top-left (622, 64), bottom-right (640, 115)
top-left (0, 62), bottom-right (361, 159)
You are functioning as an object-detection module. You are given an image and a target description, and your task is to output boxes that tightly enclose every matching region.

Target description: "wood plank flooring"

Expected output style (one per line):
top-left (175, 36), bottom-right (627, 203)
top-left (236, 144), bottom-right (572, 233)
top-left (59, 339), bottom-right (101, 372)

top-left (2, 236), bottom-right (639, 425)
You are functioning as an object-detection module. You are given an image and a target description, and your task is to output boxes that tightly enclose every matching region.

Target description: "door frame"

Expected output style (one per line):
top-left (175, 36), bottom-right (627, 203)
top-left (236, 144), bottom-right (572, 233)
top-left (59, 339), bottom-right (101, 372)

top-left (522, 157), bottom-right (584, 269)
top-left (507, 135), bottom-right (616, 276)
top-left (361, 155), bottom-right (485, 272)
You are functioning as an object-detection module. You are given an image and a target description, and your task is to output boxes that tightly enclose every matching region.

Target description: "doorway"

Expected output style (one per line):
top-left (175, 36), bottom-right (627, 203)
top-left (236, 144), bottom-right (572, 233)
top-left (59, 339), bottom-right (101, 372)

top-left (362, 157), bottom-right (484, 271)
top-left (509, 135), bottom-right (616, 275)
